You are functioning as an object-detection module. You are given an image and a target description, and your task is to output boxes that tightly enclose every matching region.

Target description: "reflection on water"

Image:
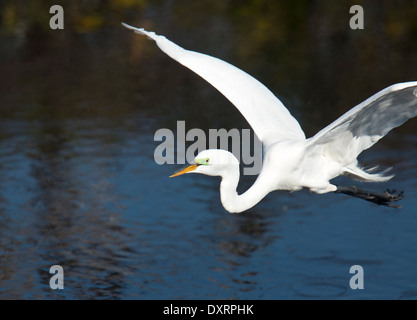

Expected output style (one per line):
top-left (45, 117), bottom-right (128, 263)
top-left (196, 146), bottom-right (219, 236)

top-left (0, 1), bottom-right (417, 299)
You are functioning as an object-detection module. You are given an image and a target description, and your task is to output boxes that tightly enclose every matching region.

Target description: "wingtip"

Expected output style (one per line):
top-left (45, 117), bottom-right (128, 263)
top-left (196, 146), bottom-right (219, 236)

top-left (385, 81), bottom-right (417, 101)
top-left (121, 22), bottom-right (144, 33)
top-left (121, 22), bottom-right (133, 29)
top-left (388, 81), bottom-right (417, 93)
top-left (121, 22), bottom-right (155, 39)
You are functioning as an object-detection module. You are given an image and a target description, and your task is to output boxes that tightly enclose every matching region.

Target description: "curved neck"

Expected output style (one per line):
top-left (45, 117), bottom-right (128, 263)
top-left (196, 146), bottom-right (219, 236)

top-left (219, 165), bottom-right (270, 213)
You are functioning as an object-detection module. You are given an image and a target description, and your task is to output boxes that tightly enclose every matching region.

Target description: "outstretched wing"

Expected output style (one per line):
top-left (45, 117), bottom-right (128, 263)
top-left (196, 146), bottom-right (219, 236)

top-left (308, 82), bottom-right (417, 164)
top-left (122, 23), bottom-right (305, 147)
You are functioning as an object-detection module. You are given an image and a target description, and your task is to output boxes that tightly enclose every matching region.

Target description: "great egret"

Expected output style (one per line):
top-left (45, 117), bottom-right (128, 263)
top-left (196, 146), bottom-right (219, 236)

top-left (122, 23), bottom-right (417, 213)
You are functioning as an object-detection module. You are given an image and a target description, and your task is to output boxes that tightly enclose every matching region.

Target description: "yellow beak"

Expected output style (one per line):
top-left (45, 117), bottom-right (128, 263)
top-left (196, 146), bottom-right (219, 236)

top-left (169, 164), bottom-right (198, 178)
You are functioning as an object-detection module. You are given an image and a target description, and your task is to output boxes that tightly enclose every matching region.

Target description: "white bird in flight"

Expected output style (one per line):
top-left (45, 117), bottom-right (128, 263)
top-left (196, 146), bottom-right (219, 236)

top-left (122, 23), bottom-right (417, 213)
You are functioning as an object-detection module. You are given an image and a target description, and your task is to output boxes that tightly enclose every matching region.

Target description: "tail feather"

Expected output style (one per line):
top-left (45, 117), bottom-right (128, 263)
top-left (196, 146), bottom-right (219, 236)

top-left (343, 163), bottom-right (393, 182)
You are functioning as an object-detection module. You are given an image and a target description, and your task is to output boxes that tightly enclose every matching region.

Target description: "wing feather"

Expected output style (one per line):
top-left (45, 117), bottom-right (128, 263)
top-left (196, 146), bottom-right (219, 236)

top-left (122, 23), bottom-right (305, 147)
top-left (308, 82), bottom-right (417, 164)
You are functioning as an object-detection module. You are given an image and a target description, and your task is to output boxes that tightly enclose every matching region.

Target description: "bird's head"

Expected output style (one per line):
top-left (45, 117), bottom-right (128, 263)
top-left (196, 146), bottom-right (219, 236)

top-left (170, 149), bottom-right (239, 178)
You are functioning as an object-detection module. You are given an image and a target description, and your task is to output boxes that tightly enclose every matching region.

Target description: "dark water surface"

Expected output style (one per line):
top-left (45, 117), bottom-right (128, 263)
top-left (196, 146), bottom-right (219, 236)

top-left (1, 1), bottom-right (417, 299)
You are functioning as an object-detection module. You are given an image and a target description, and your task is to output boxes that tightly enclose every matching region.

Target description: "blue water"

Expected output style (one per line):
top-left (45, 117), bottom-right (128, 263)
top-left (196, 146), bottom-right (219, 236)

top-left (1, 116), bottom-right (416, 299)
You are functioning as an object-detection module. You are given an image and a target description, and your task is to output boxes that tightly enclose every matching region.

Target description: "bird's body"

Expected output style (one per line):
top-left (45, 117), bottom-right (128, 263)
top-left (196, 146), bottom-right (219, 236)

top-left (266, 140), bottom-right (334, 193)
top-left (123, 23), bottom-right (417, 213)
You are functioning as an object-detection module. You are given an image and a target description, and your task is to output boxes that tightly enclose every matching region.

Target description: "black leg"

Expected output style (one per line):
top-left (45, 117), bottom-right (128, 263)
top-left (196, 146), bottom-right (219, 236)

top-left (335, 185), bottom-right (404, 208)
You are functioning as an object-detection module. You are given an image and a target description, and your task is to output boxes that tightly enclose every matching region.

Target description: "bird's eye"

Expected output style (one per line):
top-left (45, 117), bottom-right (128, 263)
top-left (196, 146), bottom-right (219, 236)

top-left (195, 158), bottom-right (209, 166)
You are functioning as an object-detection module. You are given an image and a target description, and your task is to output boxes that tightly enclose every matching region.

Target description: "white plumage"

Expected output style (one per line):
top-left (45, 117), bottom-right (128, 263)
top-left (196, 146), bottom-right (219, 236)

top-left (123, 23), bottom-right (417, 213)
